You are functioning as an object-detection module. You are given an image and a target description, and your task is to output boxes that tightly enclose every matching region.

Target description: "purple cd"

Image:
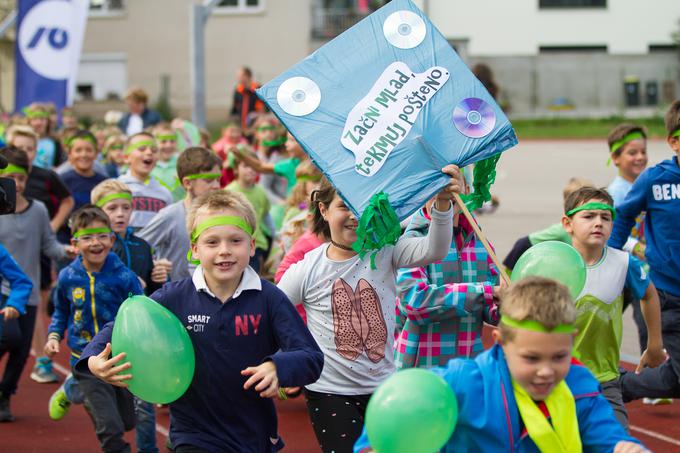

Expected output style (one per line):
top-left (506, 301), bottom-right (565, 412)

top-left (452, 97), bottom-right (496, 138)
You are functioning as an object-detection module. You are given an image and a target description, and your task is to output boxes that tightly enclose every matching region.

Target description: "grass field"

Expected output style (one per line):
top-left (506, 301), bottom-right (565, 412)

top-left (511, 116), bottom-right (668, 140)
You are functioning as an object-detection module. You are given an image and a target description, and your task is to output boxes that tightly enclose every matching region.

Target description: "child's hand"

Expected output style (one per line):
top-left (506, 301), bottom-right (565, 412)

top-left (151, 259), bottom-right (171, 283)
top-left (44, 339), bottom-right (60, 358)
top-left (614, 441), bottom-right (649, 452)
top-left (636, 347), bottom-right (667, 373)
top-left (435, 165), bottom-right (464, 210)
top-left (64, 245), bottom-right (79, 259)
top-left (0, 306), bottom-right (19, 320)
top-left (87, 342), bottom-right (132, 388)
top-left (241, 361), bottom-right (279, 398)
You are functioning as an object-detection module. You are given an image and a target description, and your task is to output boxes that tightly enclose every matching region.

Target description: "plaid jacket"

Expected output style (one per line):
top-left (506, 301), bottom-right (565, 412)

top-left (395, 208), bottom-right (499, 369)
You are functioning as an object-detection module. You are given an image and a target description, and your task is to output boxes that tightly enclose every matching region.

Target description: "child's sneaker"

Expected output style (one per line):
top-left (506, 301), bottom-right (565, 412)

top-left (30, 357), bottom-right (59, 383)
top-left (642, 397), bottom-right (673, 405)
top-left (0, 391), bottom-right (14, 422)
top-left (48, 385), bottom-right (71, 420)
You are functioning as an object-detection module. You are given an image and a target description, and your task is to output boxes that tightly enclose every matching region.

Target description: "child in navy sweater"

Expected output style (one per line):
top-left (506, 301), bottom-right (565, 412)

top-left (78, 190), bottom-right (323, 453)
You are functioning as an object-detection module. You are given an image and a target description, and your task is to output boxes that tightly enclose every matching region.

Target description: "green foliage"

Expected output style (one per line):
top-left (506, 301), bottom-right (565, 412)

top-left (511, 116), bottom-right (667, 140)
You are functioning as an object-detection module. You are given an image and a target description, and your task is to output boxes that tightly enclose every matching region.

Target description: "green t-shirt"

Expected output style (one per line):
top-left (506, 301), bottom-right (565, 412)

top-left (528, 222), bottom-right (572, 246)
top-left (226, 181), bottom-right (270, 250)
top-left (273, 157), bottom-right (301, 195)
top-left (151, 155), bottom-right (185, 202)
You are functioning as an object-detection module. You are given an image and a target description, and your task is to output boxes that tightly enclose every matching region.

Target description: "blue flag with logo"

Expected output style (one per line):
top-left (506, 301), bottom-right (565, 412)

top-left (257, 0), bottom-right (517, 263)
top-left (15, 0), bottom-right (88, 113)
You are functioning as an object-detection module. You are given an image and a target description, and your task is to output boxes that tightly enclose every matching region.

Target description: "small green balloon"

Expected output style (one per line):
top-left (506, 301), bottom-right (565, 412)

top-left (111, 295), bottom-right (195, 404)
top-left (511, 241), bottom-right (587, 299)
top-left (366, 368), bottom-right (458, 453)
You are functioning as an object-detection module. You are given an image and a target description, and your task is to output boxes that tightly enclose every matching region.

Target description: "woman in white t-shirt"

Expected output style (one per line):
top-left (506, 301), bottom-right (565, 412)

top-left (278, 166), bottom-right (461, 453)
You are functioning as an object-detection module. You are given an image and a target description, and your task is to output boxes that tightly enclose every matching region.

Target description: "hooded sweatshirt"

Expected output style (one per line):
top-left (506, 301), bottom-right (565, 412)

top-left (609, 156), bottom-right (680, 296)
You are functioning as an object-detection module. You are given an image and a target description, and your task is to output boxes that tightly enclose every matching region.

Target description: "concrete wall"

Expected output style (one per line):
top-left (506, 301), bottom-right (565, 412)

top-left (0, 40), bottom-right (13, 112)
top-left (81, 0), bottom-right (312, 122)
top-left (422, 0), bottom-right (680, 56)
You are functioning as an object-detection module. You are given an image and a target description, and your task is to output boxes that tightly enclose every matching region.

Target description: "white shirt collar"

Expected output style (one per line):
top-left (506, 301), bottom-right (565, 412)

top-left (191, 264), bottom-right (261, 301)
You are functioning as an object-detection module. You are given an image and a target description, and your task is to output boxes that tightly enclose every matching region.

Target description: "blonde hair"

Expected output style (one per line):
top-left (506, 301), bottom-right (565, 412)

top-left (287, 160), bottom-right (321, 209)
top-left (6, 125), bottom-right (39, 146)
top-left (499, 277), bottom-right (575, 342)
top-left (91, 179), bottom-right (132, 206)
top-left (124, 87), bottom-right (148, 105)
top-left (103, 134), bottom-right (126, 157)
top-left (186, 190), bottom-right (256, 237)
top-left (562, 177), bottom-right (593, 202)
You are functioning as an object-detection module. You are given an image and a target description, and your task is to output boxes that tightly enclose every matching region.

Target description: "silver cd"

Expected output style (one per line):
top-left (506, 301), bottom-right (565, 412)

top-left (277, 77), bottom-right (321, 116)
top-left (383, 10), bottom-right (426, 49)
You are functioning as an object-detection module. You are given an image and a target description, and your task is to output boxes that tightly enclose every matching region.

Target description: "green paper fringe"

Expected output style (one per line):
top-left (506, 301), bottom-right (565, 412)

top-left (460, 154), bottom-right (502, 211)
top-left (352, 192), bottom-right (401, 270)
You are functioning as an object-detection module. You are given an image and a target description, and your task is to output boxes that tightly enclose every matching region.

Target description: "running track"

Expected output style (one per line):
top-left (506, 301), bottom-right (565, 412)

top-left (1, 329), bottom-right (679, 452)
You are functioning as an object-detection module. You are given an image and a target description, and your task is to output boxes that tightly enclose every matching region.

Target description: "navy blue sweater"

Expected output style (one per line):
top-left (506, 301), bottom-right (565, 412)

top-left (77, 276), bottom-right (323, 452)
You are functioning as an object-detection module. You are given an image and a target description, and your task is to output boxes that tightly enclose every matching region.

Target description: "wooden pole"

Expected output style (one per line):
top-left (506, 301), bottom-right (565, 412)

top-left (454, 193), bottom-right (511, 286)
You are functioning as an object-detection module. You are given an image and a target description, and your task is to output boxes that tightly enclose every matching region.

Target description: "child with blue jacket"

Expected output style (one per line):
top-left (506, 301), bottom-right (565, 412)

top-left (44, 205), bottom-right (143, 452)
top-left (610, 99), bottom-right (680, 403)
top-left (354, 278), bottom-right (647, 453)
top-left (77, 190), bottom-right (323, 453)
top-left (0, 243), bottom-right (34, 422)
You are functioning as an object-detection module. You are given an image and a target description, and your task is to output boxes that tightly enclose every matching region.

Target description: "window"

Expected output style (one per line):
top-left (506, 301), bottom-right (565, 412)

top-left (539, 0), bottom-right (606, 8)
top-left (215, 0), bottom-right (264, 13)
top-left (89, 0), bottom-right (124, 15)
top-left (539, 45), bottom-right (607, 53)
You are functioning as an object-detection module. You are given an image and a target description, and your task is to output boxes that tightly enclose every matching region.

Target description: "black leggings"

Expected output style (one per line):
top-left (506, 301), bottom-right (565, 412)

top-left (304, 389), bottom-right (372, 453)
top-left (0, 305), bottom-right (37, 396)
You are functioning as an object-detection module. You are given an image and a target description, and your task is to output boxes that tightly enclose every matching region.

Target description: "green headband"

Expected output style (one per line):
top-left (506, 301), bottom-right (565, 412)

top-left (262, 137), bottom-right (287, 147)
top-left (73, 227), bottom-right (112, 239)
top-left (296, 175), bottom-right (321, 183)
top-left (184, 172), bottom-right (221, 181)
top-left (65, 135), bottom-right (97, 148)
top-left (95, 192), bottom-right (132, 207)
top-left (155, 134), bottom-right (177, 141)
top-left (190, 215), bottom-right (253, 243)
top-left (105, 143), bottom-right (124, 154)
top-left (23, 108), bottom-right (50, 119)
top-left (566, 201), bottom-right (616, 220)
top-left (671, 128), bottom-right (680, 139)
top-left (501, 315), bottom-right (576, 334)
top-left (0, 164), bottom-right (28, 176)
top-left (125, 139), bottom-right (156, 155)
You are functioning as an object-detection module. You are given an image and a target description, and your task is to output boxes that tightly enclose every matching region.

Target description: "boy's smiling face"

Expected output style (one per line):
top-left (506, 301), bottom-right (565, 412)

top-left (71, 220), bottom-right (115, 270)
top-left (68, 139), bottom-right (97, 175)
top-left (562, 198), bottom-right (613, 249)
top-left (612, 140), bottom-right (647, 181)
top-left (125, 136), bottom-right (159, 179)
top-left (494, 329), bottom-right (573, 401)
top-left (191, 209), bottom-right (255, 289)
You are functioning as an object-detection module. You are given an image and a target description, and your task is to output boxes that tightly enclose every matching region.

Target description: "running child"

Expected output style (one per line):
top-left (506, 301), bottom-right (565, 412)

top-left (151, 124), bottom-right (185, 201)
top-left (79, 190), bottom-right (323, 452)
top-left (277, 166), bottom-right (461, 452)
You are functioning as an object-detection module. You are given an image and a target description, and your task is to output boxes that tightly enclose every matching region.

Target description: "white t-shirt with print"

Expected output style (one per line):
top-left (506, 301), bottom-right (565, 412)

top-left (278, 204), bottom-right (452, 395)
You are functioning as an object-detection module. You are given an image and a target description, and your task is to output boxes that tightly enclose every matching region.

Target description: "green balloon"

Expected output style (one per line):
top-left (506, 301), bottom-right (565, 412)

top-left (511, 241), bottom-right (587, 299)
top-left (366, 368), bottom-right (458, 453)
top-left (111, 295), bottom-right (195, 404)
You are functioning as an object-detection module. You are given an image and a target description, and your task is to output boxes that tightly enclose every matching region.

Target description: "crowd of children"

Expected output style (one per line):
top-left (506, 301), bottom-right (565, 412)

top-left (0, 92), bottom-right (678, 453)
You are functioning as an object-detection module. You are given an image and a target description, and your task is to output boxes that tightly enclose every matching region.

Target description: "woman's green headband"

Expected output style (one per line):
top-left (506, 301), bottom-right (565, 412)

top-left (73, 227), bottom-right (112, 239)
top-left (501, 315), bottom-right (575, 334)
top-left (125, 139), bottom-right (156, 155)
top-left (95, 193), bottom-right (132, 207)
top-left (190, 215), bottom-right (253, 243)
top-left (0, 164), bottom-right (28, 176)
top-left (566, 201), bottom-right (616, 220)
top-left (184, 172), bottom-right (221, 181)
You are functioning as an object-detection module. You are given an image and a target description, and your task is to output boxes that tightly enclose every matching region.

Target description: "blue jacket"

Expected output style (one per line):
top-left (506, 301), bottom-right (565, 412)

top-left (48, 253), bottom-right (143, 363)
top-left (117, 108), bottom-right (162, 133)
top-left (354, 344), bottom-right (640, 453)
top-left (609, 156), bottom-right (680, 297)
top-left (113, 228), bottom-right (163, 295)
top-left (0, 244), bottom-right (33, 314)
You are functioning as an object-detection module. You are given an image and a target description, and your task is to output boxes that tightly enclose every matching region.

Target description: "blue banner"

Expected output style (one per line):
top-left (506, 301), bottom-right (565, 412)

top-left (15, 0), bottom-right (88, 113)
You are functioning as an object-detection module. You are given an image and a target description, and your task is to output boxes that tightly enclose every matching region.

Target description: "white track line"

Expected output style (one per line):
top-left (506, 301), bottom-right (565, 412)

top-left (29, 350), bottom-right (169, 436)
top-left (630, 425), bottom-right (680, 447)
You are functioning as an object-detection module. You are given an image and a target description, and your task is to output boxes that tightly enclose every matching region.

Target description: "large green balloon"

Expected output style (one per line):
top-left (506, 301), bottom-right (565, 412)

top-left (511, 241), bottom-right (587, 299)
top-left (112, 295), bottom-right (195, 404)
top-left (366, 368), bottom-right (458, 453)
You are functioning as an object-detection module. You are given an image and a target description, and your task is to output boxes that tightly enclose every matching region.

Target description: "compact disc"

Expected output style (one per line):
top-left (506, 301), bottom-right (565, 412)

top-left (277, 77), bottom-right (321, 116)
top-left (383, 10), bottom-right (426, 49)
top-left (452, 98), bottom-right (496, 138)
